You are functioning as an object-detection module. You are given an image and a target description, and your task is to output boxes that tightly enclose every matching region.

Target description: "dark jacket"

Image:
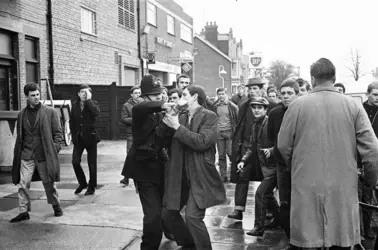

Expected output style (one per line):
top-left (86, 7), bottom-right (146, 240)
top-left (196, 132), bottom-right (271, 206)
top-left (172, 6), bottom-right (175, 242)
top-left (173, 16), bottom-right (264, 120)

top-left (12, 104), bottom-right (63, 185)
top-left (231, 93), bottom-right (248, 108)
top-left (122, 101), bottom-right (167, 184)
top-left (211, 100), bottom-right (239, 134)
top-left (267, 103), bottom-right (287, 165)
top-left (230, 97), bottom-right (277, 183)
top-left (241, 116), bottom-right (276, 180)
top-left (363, 101), bottom-right (378, 137)
top-left (69, 97), bottom-right (100, 145)
top-left (121, 97), bottom-right (143, 136)
top-left (157, 107), bottom-right (226, 210)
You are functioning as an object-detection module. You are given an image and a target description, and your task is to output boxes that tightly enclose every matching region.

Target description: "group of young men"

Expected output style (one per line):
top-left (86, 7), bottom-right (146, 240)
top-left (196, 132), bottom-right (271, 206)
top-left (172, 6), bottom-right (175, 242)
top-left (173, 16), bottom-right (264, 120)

top-left (9, 57), bottom-right (378, 250)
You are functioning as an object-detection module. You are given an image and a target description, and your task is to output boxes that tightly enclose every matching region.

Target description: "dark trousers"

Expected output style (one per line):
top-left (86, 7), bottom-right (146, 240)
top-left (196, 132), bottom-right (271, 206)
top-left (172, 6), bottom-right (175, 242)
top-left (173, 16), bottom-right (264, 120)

top-left (358, 178), bottom-right (373, 237)
top-left (277, 162), bottom-right (291, 239)
top-left (72, 139), bottom-right (97, 187)
top-left (234, 181), bottom-right (249, 211)
top-left (254, 176), bottom-right (279, 228)
top-left (217, 130), bottom-right (232, 180)
top-left (137, 180), bottom-right (164, 250)
top-left (162, 175), bottom-right (212, 249)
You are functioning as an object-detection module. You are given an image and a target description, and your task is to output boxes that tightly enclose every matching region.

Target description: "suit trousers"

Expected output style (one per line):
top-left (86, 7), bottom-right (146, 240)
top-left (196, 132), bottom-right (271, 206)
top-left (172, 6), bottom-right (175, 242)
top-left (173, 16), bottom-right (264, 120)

top-left (277, 162), bottom-right (291, 239)
top-left (217, 130), bottom-right (232, 179)
top-left (72, 138), bottom-right (97, 187)
top-left (18, 159), bottom-right (60, 213)
top-left (162, 176), bottom-right (212, 249)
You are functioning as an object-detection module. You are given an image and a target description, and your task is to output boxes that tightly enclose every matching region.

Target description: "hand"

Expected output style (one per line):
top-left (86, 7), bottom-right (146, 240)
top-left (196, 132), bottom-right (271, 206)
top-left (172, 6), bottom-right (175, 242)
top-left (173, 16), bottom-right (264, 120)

top-left (237, 162), bottom-right (245, 172)
top-left (162, 113), bottom-right (180, 130)
top-left (85, 89), bottom-right (92, 100)
top-left (161, 102), bottom-right (176, 114)
top-left (261, 148), bottom-right (271, 159)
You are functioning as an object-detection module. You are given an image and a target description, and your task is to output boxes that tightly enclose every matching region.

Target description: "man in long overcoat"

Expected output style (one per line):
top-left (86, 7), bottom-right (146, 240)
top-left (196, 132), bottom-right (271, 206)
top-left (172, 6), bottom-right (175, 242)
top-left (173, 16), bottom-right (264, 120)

top-left (11, 83), bottom-right (63, 222)
top-left (160, 85), bottom-right (226, 249)
top-left (278, 58), bottom-right (378, 248)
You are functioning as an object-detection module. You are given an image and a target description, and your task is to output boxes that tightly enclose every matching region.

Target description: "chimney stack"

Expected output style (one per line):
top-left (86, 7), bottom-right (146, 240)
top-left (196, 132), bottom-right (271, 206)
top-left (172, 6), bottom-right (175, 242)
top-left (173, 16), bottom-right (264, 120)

top-left (204, 21), bottom-right (219, 47)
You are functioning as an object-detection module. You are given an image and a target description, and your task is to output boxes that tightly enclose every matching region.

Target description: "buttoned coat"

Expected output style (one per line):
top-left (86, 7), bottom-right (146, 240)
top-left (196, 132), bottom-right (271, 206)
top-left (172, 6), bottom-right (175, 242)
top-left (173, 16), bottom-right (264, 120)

top-left (159, 107), bottom-right (227, 210)
top-left (278, 84), bottom-right (378, 248)
top-left (12, 104), bottom-right (63, 185)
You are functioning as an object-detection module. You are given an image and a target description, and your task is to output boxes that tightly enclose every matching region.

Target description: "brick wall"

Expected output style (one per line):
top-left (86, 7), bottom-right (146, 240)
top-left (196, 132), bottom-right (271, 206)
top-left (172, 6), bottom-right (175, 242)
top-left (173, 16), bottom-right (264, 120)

top-left (194, 37), bottom-right (232, 97)
top-left (52, 0), bottom-right (139, 86)
top-left (139, 0), bottom-right (193, 71)
top-left (0, 0), bottom-right (49, 109)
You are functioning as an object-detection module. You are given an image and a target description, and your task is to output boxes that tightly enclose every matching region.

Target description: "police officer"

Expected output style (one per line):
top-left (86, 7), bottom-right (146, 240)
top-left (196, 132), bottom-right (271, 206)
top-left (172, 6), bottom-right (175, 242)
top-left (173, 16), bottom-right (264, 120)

top-left (122, 75), bottom-right (172, 249)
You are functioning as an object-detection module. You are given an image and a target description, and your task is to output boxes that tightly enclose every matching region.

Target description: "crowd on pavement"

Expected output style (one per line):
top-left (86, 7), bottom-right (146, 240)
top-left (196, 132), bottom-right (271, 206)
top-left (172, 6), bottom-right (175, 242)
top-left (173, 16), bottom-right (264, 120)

top-left (7, 57), bottom-right (378, 250)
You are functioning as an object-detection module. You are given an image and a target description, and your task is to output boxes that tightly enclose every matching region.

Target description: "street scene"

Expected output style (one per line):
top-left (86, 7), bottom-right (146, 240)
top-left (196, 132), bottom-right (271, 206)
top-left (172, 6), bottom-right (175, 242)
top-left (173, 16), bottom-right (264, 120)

top-left (1, 0), bottom-right (378, 250)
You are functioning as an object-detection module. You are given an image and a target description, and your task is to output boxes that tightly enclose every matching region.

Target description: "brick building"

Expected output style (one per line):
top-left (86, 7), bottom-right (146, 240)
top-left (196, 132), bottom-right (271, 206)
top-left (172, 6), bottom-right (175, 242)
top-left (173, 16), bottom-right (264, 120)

top-left (140, 0), bottom-right (194, 86)
top-left (193, 34), bottom-right (231, 97)
top-left (199, 22), bottom-right (246, 94)
top-left (0, 0), bottom-right (50, 110)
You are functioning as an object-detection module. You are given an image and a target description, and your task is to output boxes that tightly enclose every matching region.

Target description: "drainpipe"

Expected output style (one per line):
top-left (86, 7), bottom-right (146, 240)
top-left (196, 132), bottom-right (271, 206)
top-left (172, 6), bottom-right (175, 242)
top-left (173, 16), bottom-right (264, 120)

top-left (46, 0), bottom-right (54, 95)
top-left (137, 0), bottom-right (144, 77)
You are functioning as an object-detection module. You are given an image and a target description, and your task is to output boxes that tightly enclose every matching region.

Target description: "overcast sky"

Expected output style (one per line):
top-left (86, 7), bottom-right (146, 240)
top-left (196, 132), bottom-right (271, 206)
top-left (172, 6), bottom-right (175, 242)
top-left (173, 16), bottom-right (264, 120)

top-left (175, 0), bottom-right (378, 86)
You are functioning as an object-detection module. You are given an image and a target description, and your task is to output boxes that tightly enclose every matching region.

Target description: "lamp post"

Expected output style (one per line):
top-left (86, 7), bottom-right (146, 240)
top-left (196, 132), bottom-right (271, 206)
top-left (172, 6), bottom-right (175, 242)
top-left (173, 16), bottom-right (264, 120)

top-left (142, 25), bottom-right (151, 74)
top-left (219, 65), bottom-right (227, 88)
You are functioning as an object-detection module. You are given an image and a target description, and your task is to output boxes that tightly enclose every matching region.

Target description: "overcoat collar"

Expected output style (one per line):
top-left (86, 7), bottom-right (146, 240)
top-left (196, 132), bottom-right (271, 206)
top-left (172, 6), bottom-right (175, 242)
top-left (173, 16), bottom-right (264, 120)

top-left (311, 83), bottom-right (338, 93)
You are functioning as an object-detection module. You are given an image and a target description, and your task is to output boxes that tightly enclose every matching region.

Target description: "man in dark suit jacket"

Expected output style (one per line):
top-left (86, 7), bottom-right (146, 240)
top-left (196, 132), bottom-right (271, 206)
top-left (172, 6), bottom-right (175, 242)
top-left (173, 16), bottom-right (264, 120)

top-left (70, 84), bottom-right (100, 196)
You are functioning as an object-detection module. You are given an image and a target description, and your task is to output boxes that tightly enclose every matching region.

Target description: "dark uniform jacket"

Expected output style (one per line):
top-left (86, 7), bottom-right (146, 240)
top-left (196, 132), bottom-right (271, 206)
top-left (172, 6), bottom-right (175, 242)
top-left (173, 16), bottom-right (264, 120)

top-left (69, 97), bottom-right (101, 146)
top-left (122, 101), bottom-right (167, 184)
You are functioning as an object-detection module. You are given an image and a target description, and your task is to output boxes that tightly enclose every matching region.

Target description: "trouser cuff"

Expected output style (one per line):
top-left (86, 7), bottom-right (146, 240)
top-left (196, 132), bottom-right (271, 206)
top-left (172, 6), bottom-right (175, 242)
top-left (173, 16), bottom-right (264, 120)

top-left (234, 206), bottom-right (245, 211)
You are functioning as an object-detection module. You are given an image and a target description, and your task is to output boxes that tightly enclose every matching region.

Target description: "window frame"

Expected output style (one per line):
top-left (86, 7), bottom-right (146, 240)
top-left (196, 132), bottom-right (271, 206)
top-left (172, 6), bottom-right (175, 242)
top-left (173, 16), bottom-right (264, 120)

top-left (81, 7), bottom-right (97, 35)
top-left (180, 23), bottom-right (192, 44)
top-left (147, 2), bottom-right (157, 27)
top-left (118, 0), bottom-right (136, 31)
top-left (167, 14), bottom-right (175, 35)
top-left (25, 36), bottom-right (39, 85)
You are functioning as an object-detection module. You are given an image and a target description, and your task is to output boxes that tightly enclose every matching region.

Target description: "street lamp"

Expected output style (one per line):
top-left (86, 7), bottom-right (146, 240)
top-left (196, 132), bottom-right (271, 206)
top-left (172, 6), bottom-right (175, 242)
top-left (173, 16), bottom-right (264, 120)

top-left (219, 65), bottom-right (227, 88)
top-left (142, 25), bottom-right (151, 73)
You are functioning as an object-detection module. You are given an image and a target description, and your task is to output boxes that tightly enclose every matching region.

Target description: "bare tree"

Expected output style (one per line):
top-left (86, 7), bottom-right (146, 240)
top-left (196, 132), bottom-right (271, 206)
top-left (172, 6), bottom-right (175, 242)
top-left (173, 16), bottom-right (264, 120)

top-left (266, 60), bottom-right (295, 88)
top-left (347, 49), bottom-right (365, 81)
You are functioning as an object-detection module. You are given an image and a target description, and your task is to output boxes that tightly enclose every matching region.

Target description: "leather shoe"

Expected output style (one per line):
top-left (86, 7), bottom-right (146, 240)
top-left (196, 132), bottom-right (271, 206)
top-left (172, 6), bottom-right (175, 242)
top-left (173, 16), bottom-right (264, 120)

top-left (164, 231), bottom-right (175, 241)
top-left (10, 212), bottom-right (30, 223)
top-left (265, 218), bottom-right (281, 229)
top-left (84, 186), bottom-right (95, 196)
top-left (247, 227), bottom-right (264, 236)
top-left (74, 184), bottom-right (88, 194)
top-left (120, 178), bottom-right (129, 186)
top-left (53, 205), bottom-right (63, 217)
top-left (227, 210), bottom-right (243, 220)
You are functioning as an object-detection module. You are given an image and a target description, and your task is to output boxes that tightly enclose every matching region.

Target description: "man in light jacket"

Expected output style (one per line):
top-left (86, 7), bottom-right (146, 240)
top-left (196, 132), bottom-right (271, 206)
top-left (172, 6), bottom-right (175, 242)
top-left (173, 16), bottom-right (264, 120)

top-left (278, 58), bottom-right (378, 249)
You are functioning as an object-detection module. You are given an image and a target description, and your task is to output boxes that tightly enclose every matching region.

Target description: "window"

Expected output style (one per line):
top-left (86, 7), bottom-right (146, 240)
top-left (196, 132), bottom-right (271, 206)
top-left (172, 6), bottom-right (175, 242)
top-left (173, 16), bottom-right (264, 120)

top-left (81, 7), bottom-right (96, 35)
top-left (118, 0), bottom-right (136, 30)
top-left (167, 15), bottom-right (175, 35)
top-left (180, 23), bottom-right (192, 43)
top-left (147, 2), bottom-right (157, 26)
top-left (25, 37), bottom-right (38, 84)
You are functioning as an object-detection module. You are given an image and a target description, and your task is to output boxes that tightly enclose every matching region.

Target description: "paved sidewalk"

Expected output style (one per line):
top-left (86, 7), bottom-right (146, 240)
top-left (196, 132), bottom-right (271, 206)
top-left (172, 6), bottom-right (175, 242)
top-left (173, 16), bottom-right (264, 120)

top-left (0, 140), bottom-right (288, 249)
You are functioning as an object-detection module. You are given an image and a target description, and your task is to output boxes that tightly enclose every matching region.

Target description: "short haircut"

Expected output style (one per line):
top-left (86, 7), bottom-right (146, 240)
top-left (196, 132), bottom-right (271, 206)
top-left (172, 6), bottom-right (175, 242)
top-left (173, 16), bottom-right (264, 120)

top-left (130, 86), bottom-right (141, 94)
top-left (334, 83), bottom-right (346, 93)
top-left (280, 78), bottom-right (300, 94)
top-left (24, 83), bottom-right (40, 96)
top-left (216, 87), bottom-right (227, 94)
top-left (186, 85), bottom-right (207, 106)
top-left (267, 87), bottom-right (277, 94)
top-left (177, 74), bottom-right (190, 82)
top-left (367, 81), bottom-right (378, 94)
top-left (296, 78), bottom-right (311, 91)
top-left (266, 85), bottom-right (276, 93)
top-left (161, 87), bottom-right (168, 93)
top-left (168, 88), bottom-right (182, 97)
top-left (310, 58), bottom-right (336, 82)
